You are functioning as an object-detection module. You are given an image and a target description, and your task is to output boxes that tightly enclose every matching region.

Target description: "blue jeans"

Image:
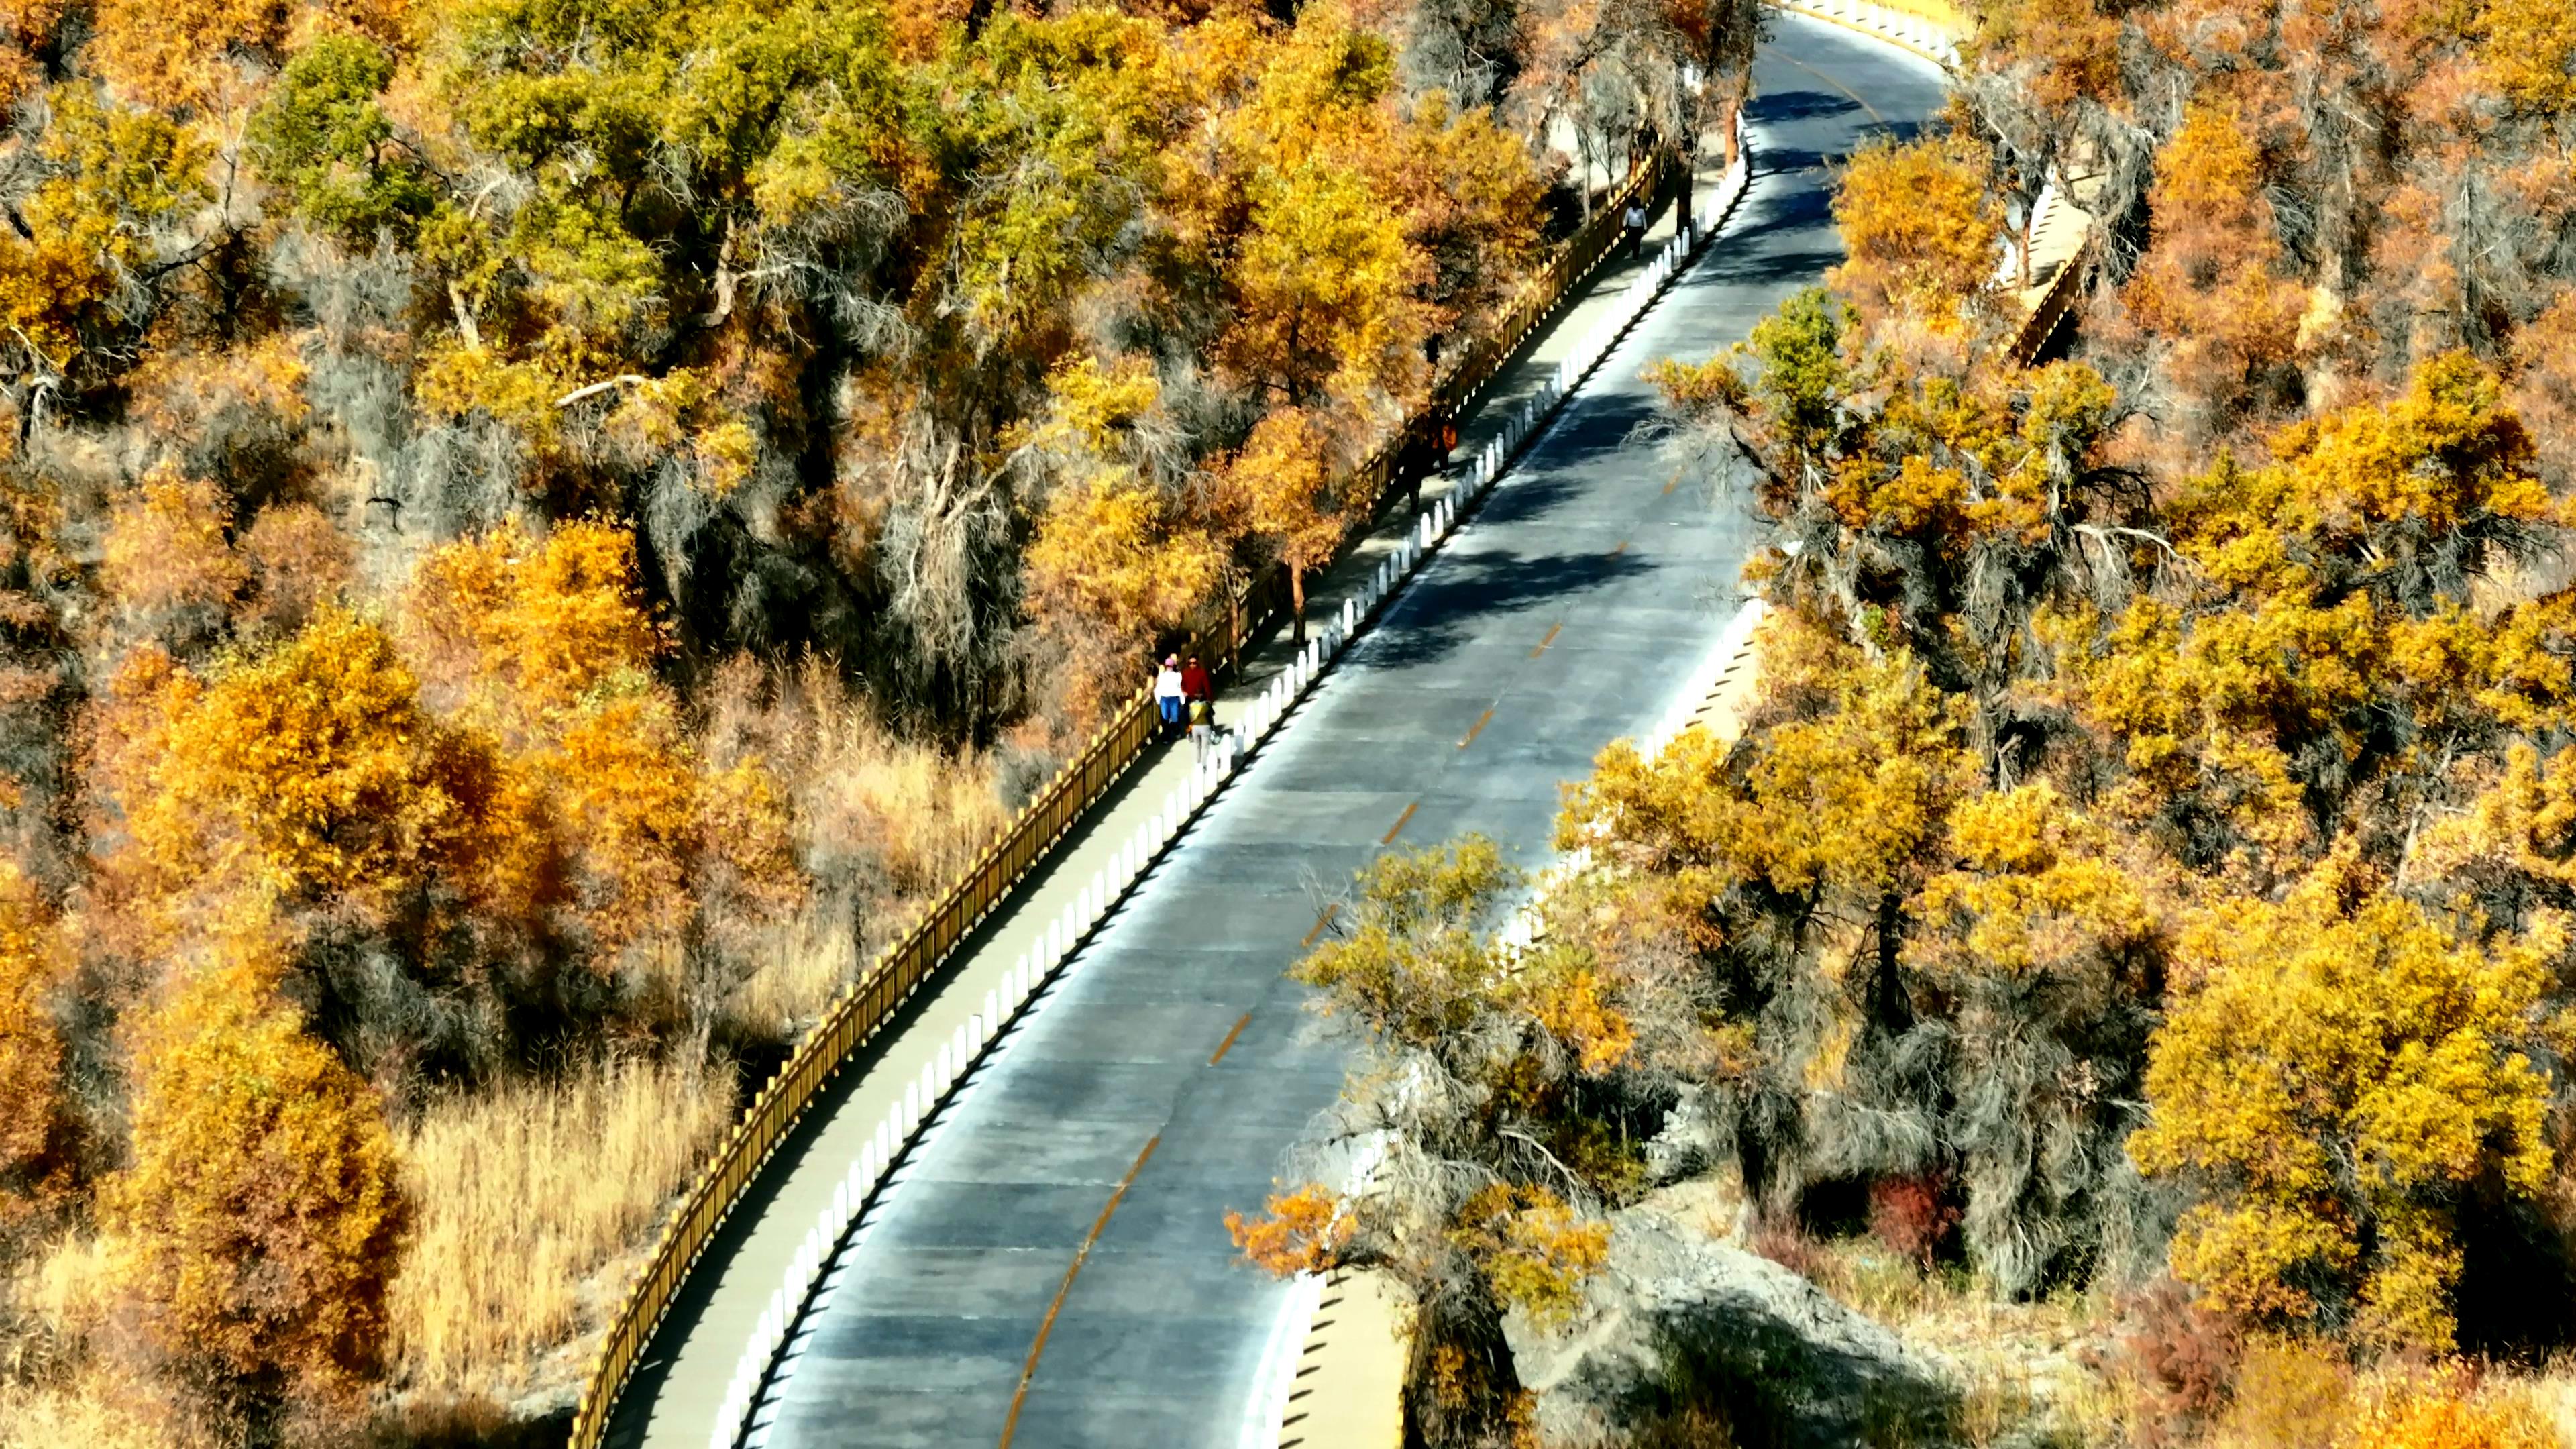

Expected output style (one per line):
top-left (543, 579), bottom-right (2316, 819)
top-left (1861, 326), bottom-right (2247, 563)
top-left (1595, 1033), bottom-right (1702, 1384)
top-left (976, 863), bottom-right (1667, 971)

top-left (1159, 696), bottom-right (1183, 725)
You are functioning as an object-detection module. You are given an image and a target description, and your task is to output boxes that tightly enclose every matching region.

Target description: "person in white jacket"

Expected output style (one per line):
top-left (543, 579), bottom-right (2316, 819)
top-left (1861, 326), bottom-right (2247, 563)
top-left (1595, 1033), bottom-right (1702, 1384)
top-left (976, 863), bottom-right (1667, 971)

top-left (1154, 655), bottom-right (1185, 739)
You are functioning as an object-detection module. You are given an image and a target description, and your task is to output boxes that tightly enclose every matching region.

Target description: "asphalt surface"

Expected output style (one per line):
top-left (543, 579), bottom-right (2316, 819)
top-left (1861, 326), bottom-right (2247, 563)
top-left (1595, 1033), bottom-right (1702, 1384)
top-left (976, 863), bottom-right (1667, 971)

top-left (751, 19), bottom-right (1943, 1448)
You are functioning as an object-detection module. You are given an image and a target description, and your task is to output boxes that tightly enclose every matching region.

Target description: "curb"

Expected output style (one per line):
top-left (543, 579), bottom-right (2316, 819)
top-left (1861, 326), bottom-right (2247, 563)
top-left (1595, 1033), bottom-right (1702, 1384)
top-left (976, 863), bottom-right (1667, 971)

top-left (1768, 0), bottom-right (1961, 67)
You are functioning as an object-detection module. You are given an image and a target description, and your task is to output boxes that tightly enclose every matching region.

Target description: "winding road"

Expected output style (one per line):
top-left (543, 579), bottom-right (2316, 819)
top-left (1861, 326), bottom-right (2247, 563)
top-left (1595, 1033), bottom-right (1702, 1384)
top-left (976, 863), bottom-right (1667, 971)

top-left (690, 17), bottom-right (1943, 1448)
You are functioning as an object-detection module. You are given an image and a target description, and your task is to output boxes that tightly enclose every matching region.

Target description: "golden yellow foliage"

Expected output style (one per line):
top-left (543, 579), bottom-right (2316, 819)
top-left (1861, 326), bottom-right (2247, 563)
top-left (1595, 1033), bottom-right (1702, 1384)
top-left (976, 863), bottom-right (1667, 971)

top-left (0, 89), bottom-right (207, 384)
top-left (1024, 470), bottom-right (1224, 699)
top-left (100, 610), bottom-right (506, 926)
top-left (2130, 863), bottom-right (2555, 1350)
top-left (101, 462), bottom-right (246, 623)
top-left (1446, 1183), bottom-right (1610, 1328)
top-left (2342, 1364), bottom-right (2558, 1449)
top-left (108, 928), bottom-right (407, 1402)
top-left (0, 859), bottom-right (62, 1182)
top-left (404, 517), bottom-right (665, 731)
top-left (1907, 780), bottom-right (2160, 1001)
top-left (1230, 405), bottom-right (1377, 630)
top-left (1527, 963), bottom-right (1637, 1075)
top-left (1564, 620), bottom-right (1974, 918)
top-left (1227, 1181), bottom-right (1353, 1277)
top-left (1829, 132), bottom-right (2003, 332)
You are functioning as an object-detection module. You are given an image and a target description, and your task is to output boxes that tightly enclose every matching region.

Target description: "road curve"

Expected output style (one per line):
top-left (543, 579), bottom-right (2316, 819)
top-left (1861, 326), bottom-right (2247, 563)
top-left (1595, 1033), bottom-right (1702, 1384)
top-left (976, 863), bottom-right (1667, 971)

top-left (745, 19), bottom-right (1942, 1448)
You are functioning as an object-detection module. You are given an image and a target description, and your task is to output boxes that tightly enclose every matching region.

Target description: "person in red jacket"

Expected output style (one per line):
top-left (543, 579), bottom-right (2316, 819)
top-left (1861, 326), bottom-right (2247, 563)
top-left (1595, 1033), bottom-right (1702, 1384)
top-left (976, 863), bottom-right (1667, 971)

top-left (1180, 655), bottom-right (1213, 708)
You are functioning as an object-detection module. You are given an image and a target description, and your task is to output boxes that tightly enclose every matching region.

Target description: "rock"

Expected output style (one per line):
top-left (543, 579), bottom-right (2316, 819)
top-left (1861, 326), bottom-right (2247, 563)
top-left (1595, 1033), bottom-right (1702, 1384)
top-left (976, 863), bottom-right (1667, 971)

top-left (1507, 1196), bottom-right (1958, 1448)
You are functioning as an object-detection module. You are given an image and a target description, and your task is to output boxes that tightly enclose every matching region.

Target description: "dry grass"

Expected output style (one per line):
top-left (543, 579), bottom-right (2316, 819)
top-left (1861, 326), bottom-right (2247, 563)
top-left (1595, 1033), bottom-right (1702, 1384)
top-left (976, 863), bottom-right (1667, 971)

top-left (0, 1368), bottom-right (213, 1449)
top-left (386, 1055), bottom-right (734, 1405)
top-left (0, 1234), bottom-right (216, 1449)
top-left (723, 896), bottom-right (862, 1044)
top-left (702, 657), bottom-right (1013, 1046)
top-left (706, 655), bottom-right (1009, 919)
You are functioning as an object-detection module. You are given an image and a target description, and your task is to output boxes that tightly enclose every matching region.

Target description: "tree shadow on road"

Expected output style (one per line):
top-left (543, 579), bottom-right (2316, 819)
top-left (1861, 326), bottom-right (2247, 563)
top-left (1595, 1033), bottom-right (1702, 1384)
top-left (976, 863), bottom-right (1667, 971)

top-left (1358, 545), bottom-right (1656, 671)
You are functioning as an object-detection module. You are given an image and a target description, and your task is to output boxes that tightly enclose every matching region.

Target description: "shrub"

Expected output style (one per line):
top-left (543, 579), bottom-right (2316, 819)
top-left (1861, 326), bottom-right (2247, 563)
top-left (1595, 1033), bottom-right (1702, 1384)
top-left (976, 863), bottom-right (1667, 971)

top-left (2343, 1364), bottom-right (2555, 1449)
top-left (2214, 1337), bottom-right (2354, 1449)
top-left (2110, 1278), bottom-right (2243, 1433)
top-left (107, 936), bottom-right (407, 1414)
top-left (1867, 1172), bottom-right (1960, 1269)
top-left (1749, 1221), bottom-right (1831, 1283)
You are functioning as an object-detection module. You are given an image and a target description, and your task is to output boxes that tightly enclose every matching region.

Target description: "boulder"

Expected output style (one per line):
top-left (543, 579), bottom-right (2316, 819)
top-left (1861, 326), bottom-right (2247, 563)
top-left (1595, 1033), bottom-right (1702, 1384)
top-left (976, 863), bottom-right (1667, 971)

top-left (1507, 1195), bottom-right (1957, 1448)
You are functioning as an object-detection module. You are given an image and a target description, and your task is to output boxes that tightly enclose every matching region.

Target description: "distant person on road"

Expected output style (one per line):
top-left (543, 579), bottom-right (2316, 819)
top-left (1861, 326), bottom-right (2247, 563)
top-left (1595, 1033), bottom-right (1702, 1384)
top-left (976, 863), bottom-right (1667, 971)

top-left (1181, 655), bottom-right (1212, 707)
top-left (1623, 200), bottom-right (1648, 260)
top-left (1155, 655), bottom-right (1185, 737)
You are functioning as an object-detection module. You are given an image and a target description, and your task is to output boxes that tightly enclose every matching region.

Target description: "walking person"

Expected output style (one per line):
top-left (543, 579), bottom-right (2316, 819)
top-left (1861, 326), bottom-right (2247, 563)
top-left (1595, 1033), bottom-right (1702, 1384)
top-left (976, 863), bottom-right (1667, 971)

top-left (1155, 654), bottom-right (1185, 739)
top-left (1622, 198), bottom-right (1648, 260)
top-left (1188, 695), bottom-right (1214, 766)
top-left (1181, 654), bottom-right (1212, 710)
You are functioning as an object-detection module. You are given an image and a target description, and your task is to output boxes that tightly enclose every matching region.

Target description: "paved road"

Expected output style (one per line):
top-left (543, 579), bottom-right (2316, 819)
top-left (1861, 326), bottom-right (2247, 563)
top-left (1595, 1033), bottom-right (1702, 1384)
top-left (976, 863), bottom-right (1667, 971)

top-left (751, 19), bottom-right (1942, 1448)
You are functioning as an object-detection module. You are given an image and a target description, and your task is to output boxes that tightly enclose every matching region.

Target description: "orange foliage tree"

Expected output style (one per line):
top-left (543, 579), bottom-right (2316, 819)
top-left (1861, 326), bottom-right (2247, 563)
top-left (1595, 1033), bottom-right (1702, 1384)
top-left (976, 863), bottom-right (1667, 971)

top-left (0, 859), bottom-right (62, 1200)
top-left (1230, 407), bottom-right (1375, 643)
top-left (109, 928), bottom-right (407, 1413)
top-left (404, 520), bottom-right (800, 967)
top-left (2120, 97), bottom-right (2309, 423)
top-left (95, 610), bottom-right (508, 931)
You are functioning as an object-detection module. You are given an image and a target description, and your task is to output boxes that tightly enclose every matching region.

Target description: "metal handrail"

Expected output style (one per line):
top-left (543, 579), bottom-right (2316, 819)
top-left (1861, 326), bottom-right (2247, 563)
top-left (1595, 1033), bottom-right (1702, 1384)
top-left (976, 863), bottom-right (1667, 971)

top-left (563, 145), bottom-right (1684, 1449)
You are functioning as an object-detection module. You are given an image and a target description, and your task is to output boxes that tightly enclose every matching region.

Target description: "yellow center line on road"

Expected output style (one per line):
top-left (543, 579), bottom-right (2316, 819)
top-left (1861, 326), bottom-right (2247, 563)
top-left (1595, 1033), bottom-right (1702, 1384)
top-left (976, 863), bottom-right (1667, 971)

top-left (1381, 801), bottom-right (1419, 845)
top-left (1777, 51), bottom-right (1888, 131)
top-left (1209, 1012), bottom-right (1254, 1066)
top-left (1531, 622), bottom-right (1563, 657)
top-left (1000, 1134), bottom-right (1163, 1449)
top-left (1300, 902), bottom-right (1341, 948)
top-left (1460, 708), bottom-right (1496, 750)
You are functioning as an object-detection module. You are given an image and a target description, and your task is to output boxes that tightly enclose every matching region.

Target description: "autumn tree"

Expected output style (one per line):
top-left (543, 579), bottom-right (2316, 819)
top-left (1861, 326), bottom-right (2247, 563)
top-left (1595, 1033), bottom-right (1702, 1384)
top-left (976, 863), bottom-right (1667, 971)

top-left (402, 518), bottom-right (665, 737)
top-left (0, 87), bottom-right (210, 407)
top-left (1230, 407), bottom-right (1375, 643)
top-left (101, 462), bottom-right (248, 647)
top-left (2046, 352), bottom-right (2548, 883)
top-left (1024, 474), bottom-right (1224, 714)
top-left (1829, 132), bottom-right (2004, 336)
top-left (1224, 150), bottom-right (1431, 411)
top-left (1233, 838), bottom-right (1627, 1449)
top-left (405, 520), bottom-right (800, 971)
top-left (2120, 97), bottom-right (2309, 425)
top-left (95, 610), bottom-right (506, 932)
top-left (109, 926), bottom-right (408, 1417)
top-left (1558, 617), bottom-right (1978, 1205)
top-left (1012, 355), bottom-right (1223, 718)
top-left (1901, 781), bottom-right (2167, 1293)
top-left (0, 860), bottom-right (62, 1204)
top-left (1666, 290), bottom-right (2138, 749)
top-left (2129, 863), bottom-right (2555, 1352)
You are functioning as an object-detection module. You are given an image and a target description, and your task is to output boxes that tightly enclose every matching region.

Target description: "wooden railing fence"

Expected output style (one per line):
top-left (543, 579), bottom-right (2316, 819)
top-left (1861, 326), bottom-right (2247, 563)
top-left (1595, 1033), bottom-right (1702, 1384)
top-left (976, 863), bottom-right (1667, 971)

top-left (565, 145), bottom-right (1681, 1449)
top-left (2004, 229), bottom-right (2094, 366)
